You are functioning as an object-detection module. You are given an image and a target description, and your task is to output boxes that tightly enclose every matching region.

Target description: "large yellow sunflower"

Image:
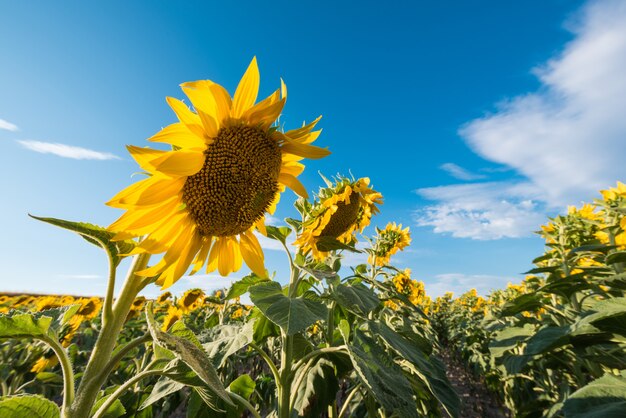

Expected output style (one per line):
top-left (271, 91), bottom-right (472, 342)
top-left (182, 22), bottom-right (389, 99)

top-left (368, 222), bottom-right (411, 266)
top-left (294, 176), bottom-right (382, 260)
top-left (108, 58), bottom-right (328, 288)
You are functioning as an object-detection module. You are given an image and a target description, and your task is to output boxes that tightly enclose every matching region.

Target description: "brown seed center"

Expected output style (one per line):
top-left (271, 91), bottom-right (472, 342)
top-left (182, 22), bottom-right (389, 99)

top-left (319, 195), bottom-right (361, 238)
top-left (182, 126), bottom-right (282, 237)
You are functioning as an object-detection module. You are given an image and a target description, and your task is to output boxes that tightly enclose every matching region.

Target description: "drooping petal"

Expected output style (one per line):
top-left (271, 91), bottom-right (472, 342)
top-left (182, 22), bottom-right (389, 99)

top-left (190, 237), bottom-right (213, 275)
top-left (232, 57), bottom-right (260, 118)
top-left (281, 140), bottom-right (331, 160)
top-left (240, 230), bottom-right (266, 277)
top-left (278, 173), bottom-right (308, 198)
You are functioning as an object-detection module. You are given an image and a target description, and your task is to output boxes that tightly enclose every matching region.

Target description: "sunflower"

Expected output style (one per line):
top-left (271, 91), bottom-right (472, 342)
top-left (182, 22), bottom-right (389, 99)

top-left (368, 222), bottom-right (411, 265)
top-left (295, 176), bottom-right (382, 260)
top-left (177, 288), bottom-right (205, 313)
top-left (162, 305), bottom-right (184, 331)
top-left (108, 58), bottom-right (328, 288)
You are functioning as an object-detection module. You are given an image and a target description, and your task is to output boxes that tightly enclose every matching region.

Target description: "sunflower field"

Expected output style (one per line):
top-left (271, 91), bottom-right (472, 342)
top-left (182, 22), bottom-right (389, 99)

top-left (1, 60), bottom-right (625, 418)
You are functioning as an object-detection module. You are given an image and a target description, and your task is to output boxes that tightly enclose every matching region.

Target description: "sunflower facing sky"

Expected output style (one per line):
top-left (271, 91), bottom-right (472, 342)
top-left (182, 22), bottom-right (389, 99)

top-left (295, 176), bottom-right (383, 260)
top-left (368, 222), bottom-right (411, 266)
top-left (108, 58), bottom-right (329, 288)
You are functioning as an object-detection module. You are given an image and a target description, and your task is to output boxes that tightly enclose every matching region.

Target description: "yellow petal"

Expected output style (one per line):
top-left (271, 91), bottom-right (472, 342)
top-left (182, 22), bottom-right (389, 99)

top-left (150, 150), bottom-right (205, 177)
top-left (230, 237), bottom-right (243, 272)
top-left (255, 217), bottom-right (267, 236)
top-left (278, 173), bottom-right (308, 198)
top-left (232, 57), bottom-right (260, 118)
top-left (129, 212), bottom-right (190, 255)
top-left (148, 123), bottom-right (206, 150)
top-left (137, 224), bottom-right (196, 277)
top-left (109, 196), bottom-right (179, 232)
top-left (115, 177), bottom-right (185, 208)
top-left (247, 98), bottom-right (285, 129)
top-left (280, 140), bottom-right (330, 160)
top-left (240, 231), bottom-right (266, 277)
top-left (190, 237), bottom-right (213, 275)
top-left (206, 238), bottom-right (222, 273)
top-left (217, 238), bottom-right (234, 276)
top-left (285, 116), bottom-right (322, 140)
top-left (126, 145), bottom-right (167, 173)
top-left (166, 97), bottom-right (205, 138)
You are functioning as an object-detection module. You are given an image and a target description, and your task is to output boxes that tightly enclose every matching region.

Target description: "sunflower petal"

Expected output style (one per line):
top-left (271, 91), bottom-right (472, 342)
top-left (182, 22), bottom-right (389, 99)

top-left (190, 238), bottom-right (213, 275)
top-left (150, 150), bottom-right (205, 177)
top-left (148, 123), bottom-right (206, 150)
top-left (240, 231), bottom-right (266, 277)
top-left (166, 97), bottom-right (205, 138)
top-left (126, 145), bottom-right (167, 173)
top-left (115, 177), bottom-right (185, 208)
top-left (281, 140), bottom-right (330, 160)
top-left (278, 173), bottom-right (308, 198)
top-left (232, 57), bottom-right (260, 118)
top-left (217, 238), bottom-right (234, 276)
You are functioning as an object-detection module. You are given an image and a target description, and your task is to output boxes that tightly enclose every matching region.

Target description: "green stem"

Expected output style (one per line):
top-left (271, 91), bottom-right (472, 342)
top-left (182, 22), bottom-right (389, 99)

top-left (327, 301), bottom-right (336, 346)
top-left (96, 334), bottom-right (151, 383)
top-left (102, 250), bottom-right (117, 328)
top-left (338, 383), bottom-right (362, 418)
top-left (91, 367), bottom-right (162, 418)
top-left (68, 252), bottom-right (151, 418)
top-left (250, 343), bottom-right (281, 384)
top-left (228, 390), bottom-right (262, 418)
top-left (41, 335), bottom-right (74, 416)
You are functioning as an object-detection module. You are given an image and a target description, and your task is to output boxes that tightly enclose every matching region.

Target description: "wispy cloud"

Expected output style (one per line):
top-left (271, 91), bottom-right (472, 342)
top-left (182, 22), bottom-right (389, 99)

top-left (418, 0), bottom-right (626, 240)
top-left (461, 0), bottom-right (626, 207)
top-left (17, 140), bottom-right (121, 160)
top-left (440, 163), bottom-right (486, 181)
top-left (415, 182), bottom-right (545, 240)
top-left (424, 273), bottom-right (512, 297)
top-left (0, 118), bottom-right (19, 132)
top-left (57, 274), bottom-right (102, 279)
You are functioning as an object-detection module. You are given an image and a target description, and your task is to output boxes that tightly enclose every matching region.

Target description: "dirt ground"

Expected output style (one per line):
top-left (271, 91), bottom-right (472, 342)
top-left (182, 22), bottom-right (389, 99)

top-left (439, 349), bottom-right (510, 418)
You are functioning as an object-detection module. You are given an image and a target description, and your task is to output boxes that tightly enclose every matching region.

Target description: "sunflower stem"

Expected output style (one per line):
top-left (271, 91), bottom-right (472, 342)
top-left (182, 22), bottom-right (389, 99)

top-left (68, 252), bottom-right (151, 418)
top-left (102, 249), bottom-right (117, 328)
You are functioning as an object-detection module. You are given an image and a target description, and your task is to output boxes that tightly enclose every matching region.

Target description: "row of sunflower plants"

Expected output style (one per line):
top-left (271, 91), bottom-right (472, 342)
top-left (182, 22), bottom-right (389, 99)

top-left (432, 182), bottom-right (626, 417)
top-left (0, 58), bottom-right (459, 418)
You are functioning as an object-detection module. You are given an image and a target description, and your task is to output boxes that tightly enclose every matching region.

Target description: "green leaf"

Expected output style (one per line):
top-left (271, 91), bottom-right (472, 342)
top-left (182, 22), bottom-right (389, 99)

top-left (316, 236), bottom-right (361, 252)
top-left (250, 307), bottom-right (279, 343)
top-left (489, 324), bottom-right (535, 358)
top-left (91, 394), bottom-right (126, 418)
top-left (145, 302), bottom-right (233, 407)
top-left (299, 264), bottom-right (339, 282)
top-left (141, 377), bottom-right (185, 410)
top-left (0, 305), bottom-right (79, 340)
top-left (201, 320), bottom-right (255, 368)
top-left (577, 297), bottom-right (626, 336)
top-left (338, 327), bottom-right (419, 418)
top-left (0, 395), bottom-right (60, 418)
top-left (225, 273), bottom-right (268, 299)
top-left (524, 325), bottom-right (571, 356)
top-left (249, 281), bottom-right (328, 335)
top-left (29, 215), bottom-right (135, 267)
top-left (562, 374), bottom-right (626, 418)
top-left (265, 225), bottom-right (291, 243)
top-left (332, 283), bottom-right (380, 317)
top-left (292, 358), bottom-right (339, 417)
top-left (368, 322), bottom-right (459, 417)
top-left (229, 374), bottom-right (255, 400)
top-left (35, 372), bottom-right (63, 384)
top-left (500, 294), bottom-right (544, 317)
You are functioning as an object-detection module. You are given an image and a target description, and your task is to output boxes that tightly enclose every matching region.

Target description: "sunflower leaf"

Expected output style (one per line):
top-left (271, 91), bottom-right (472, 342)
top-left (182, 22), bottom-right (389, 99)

top-left (144, 302), bottom-right (233, 407)
top-left (29, 215), bottom-right (135, 267)
top-left (0, 395), bottom-right (60, 418)
top-left (265, 225), bottom-right (292, 243)
top-left (249, 281), bottom-right (328, 335)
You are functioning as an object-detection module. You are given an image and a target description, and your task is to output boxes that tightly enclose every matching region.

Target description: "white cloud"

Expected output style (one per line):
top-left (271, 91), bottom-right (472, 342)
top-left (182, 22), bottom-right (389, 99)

top-left (460, 0), bottom-right (626, 207)
top-left (57, 274), bottom-right (102, 279)
top-left (440, 163), bottom-right (486, 181)
top-left (424, 273), bottom-right (513, 298)
top-left (17, 140), bottom-right (120, 160)
top-left (415, 182), bottom-right (546, 240)
top-left (418, 0), bottom-right (626, 240)
top-left (0, 118), bottom-right (18, 132)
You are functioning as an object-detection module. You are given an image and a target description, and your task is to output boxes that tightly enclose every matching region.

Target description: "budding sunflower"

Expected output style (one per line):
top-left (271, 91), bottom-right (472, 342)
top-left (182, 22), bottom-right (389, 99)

top-left (108, 57), bottom-right (329, 288)
top-left (294, 176), bottom-right (382, 260)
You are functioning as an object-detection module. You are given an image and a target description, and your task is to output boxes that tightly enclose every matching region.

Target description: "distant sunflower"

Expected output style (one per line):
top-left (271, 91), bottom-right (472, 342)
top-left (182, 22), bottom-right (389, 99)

top-left (108, 58), bottom-right (328, 288)
top-left (368, 223), bottom-right (411, 265)
top-left (177, 288), bottom-right (205, 313)
top-left (162, 305), bottom-right (183, 331)
top-left (295, 176), bottom-right (382, 260)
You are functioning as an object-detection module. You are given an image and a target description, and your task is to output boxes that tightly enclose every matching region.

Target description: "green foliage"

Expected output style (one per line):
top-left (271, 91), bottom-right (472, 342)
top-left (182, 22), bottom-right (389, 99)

top-left (0, 394), bottom-right (60, 418)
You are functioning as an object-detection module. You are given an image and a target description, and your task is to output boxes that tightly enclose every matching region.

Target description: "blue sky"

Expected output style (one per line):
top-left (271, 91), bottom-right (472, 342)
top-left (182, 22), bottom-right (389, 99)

top-left (2, 0), bottom-right (625, 299)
